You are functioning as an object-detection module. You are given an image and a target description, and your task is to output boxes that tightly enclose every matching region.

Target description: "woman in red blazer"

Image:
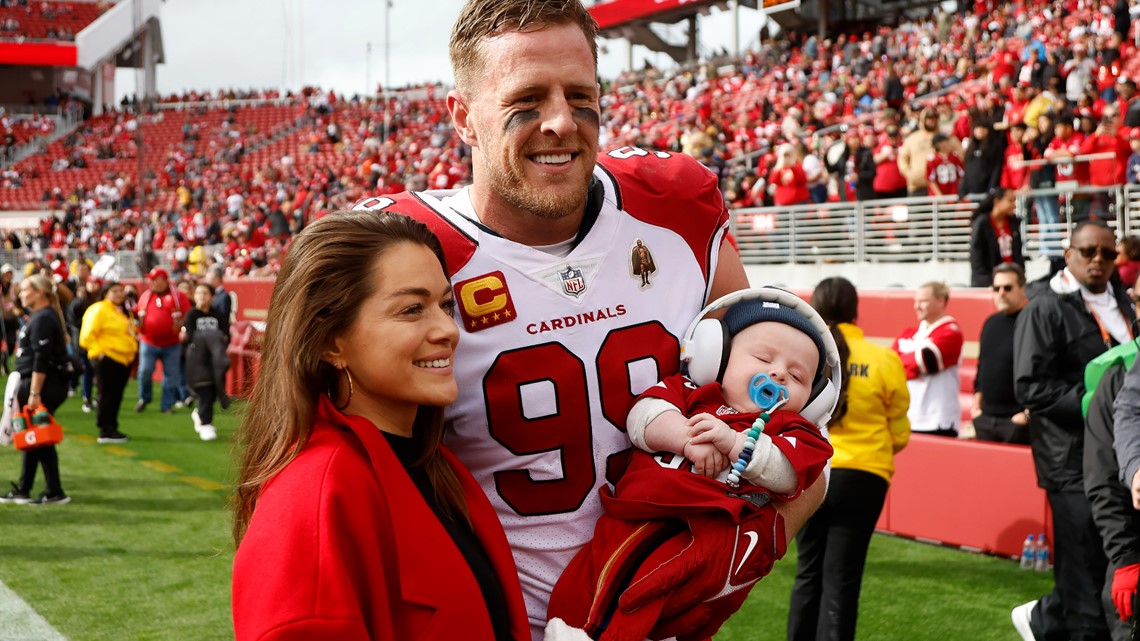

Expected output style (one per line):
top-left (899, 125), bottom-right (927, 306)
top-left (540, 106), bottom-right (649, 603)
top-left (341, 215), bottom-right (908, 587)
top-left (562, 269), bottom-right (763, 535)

top-left (231, 210), bottom-right (530, 641)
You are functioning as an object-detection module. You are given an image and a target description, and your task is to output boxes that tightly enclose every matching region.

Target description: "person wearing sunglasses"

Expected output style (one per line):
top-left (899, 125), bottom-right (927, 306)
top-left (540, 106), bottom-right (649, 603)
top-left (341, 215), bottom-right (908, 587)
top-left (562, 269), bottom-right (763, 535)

top-left (1011, 220), bottom-right (1136, 641)
top-left (971, 263), bottom-right (1031, 444)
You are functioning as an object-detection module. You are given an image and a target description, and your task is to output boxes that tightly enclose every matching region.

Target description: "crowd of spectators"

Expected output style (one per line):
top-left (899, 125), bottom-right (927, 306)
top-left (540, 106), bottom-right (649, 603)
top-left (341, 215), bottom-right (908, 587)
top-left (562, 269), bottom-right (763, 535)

top-left (0, 0), bottom-right (106, 42)
top-left (715, 0), bottom-right (1138, 211)
top-left (0, 0), bottom-right (1138, 277)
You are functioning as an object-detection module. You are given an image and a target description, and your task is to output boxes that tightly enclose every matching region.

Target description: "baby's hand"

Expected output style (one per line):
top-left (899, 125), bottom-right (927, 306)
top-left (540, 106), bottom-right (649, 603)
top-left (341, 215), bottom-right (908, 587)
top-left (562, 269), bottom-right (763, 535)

top-left (682, 440), bottom-right (729, 478)
top-left (686, 413), bottom-right (738, 455)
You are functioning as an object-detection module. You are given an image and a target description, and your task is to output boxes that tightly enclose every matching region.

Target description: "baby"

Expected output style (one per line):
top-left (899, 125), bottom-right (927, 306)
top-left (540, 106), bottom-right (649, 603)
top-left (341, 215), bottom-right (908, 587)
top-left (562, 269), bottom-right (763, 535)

top-left (547, 289), bottom-right (837, 641)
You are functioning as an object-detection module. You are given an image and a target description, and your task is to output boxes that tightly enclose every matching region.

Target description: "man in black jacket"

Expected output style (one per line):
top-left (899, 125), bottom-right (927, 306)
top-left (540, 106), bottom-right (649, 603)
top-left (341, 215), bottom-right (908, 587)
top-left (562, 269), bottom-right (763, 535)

top-left (1012, 220), bottom-right (1136, 641)
top-left (1086, 352), bottom-right (1140, 640)
top-left (972, 263), bottom-right (1031, 444)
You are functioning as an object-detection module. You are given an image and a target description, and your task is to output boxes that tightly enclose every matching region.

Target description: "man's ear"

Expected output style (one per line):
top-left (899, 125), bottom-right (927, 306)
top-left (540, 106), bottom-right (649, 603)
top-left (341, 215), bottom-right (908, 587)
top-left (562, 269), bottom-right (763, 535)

top-left (448, 89), bottom-right (479, 148)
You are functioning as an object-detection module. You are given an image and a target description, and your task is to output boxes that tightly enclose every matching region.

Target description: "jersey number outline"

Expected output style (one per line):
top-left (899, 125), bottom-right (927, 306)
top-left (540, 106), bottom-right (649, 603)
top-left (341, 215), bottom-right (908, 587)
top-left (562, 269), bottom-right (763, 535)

top-left (487, 322), bottom-right (679, 516)
top-left (608, 146), bottom-right (672, 160)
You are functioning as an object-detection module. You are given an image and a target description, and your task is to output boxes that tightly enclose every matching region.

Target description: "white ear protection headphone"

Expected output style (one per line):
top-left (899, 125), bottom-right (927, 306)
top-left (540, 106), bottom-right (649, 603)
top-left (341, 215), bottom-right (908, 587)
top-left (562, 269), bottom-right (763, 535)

top-left (680, 286), bottom-right (842, 428)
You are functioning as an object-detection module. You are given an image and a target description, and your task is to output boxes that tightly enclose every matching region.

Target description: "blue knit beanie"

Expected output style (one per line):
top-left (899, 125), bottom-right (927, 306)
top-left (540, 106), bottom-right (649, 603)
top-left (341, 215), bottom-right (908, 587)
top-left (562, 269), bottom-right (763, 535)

top-left (722, 299), bottom-right (826, 376)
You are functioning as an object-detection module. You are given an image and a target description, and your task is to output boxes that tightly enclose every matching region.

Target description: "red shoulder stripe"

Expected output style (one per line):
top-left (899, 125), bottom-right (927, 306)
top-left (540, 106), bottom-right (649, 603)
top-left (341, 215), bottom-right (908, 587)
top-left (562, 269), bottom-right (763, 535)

top-left (351, 193), bottom-right (477, 276)
top-left (598, 148), bottom-right (727, 281)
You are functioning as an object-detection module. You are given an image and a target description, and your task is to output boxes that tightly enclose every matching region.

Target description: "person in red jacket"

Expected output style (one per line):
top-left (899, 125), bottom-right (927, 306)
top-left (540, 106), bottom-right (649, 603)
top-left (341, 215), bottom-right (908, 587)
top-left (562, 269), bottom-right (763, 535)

top-left (232, 211), bottom-right (530, 641)
top-left (134, 267), bottom-right (191, 414)
top-left (1046, 113), bottom-right (1089, 220)
top-left (1000, 122), bottom-right (1031, 191)
top-left (872, 126), bottom-right (907, 199)
top-left (927, 133), bottom-right (965, 196)
top-left (770, 143), bottom-right (811, 206)
top-left (1079, 105), bottom-right (1130, 218)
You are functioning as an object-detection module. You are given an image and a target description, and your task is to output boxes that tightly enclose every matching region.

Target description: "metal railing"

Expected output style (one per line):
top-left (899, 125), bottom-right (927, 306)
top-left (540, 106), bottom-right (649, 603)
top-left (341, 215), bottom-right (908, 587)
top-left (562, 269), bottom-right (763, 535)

top-left (0, 245), bottom-right (225, 281)
top-left (730, 185), bottom-right (1132, 264)
top-left (3, 186), bottom-right (1139, 274)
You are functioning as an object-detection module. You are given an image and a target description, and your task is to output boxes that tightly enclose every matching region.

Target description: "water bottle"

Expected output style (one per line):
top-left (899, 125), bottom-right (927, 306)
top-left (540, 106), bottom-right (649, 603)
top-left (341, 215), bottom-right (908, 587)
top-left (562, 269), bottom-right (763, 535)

top-left (31, 407), bottom-right (50, 426)
top-left (1034, 534), bottom-right (1050, 572)
top-left (1019, 534), bottom-right (1036, 570)
top-left (12, 414), bottom-right (27, 432)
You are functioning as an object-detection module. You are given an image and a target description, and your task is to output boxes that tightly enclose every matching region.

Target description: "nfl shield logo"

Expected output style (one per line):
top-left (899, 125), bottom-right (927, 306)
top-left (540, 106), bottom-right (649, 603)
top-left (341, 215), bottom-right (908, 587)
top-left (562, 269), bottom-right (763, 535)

top-left (560, 266), bottom-right (586, 298)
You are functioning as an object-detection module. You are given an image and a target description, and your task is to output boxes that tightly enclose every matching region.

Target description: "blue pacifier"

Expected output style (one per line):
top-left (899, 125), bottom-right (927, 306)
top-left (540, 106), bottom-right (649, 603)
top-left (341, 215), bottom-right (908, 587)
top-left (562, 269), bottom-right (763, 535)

top-left (748, 373), bottom-right (788, 411)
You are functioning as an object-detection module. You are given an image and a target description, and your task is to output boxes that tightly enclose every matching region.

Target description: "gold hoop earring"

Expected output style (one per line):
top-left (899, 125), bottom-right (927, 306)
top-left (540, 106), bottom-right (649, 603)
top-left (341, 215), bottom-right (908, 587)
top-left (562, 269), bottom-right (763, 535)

top-left (328, 365), bottom-right (354, 411)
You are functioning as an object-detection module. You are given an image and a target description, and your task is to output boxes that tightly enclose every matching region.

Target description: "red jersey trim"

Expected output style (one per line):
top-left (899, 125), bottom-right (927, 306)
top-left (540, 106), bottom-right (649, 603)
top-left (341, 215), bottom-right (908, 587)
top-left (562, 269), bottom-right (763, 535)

top-left (352, 193), bottom-right (478, 275)
top-left (596, 150), bottom-right (728, 284)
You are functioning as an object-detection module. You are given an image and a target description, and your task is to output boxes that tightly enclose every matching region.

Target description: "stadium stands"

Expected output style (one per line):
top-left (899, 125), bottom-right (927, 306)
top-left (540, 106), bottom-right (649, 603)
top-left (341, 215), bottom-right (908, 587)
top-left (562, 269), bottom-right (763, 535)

top-left (0, 0), bottom-right (1136, 279)
top-left (0, 1), bottom-right (107, 42)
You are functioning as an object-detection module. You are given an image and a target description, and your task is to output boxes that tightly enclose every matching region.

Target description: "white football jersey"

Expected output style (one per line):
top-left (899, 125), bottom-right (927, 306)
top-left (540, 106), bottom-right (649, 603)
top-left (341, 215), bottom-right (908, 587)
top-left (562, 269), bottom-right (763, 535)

top-left (356, 147), bottom-right (729, 638)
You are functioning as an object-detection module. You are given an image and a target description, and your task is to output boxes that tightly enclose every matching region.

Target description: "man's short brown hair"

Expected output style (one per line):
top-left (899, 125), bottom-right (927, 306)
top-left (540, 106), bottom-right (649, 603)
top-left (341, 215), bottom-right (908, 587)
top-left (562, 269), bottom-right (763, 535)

top-left (450, 0), bottom-right (599, 94)
top-left (920, 280), bottom-right (950, 302)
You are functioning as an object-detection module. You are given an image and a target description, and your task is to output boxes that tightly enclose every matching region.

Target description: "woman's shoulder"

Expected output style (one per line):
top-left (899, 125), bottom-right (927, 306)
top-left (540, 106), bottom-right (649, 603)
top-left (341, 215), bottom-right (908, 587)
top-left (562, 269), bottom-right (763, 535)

top-left (261, 423), bottom-right (376, 502)
top-left (850, 335), bottom-right (904, 366)
top-left (29, 307), bottom-right (61, 329)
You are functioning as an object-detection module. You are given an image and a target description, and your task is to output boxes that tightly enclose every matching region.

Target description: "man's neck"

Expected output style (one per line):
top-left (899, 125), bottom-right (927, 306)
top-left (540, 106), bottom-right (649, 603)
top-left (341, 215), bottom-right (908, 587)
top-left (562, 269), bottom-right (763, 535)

top-left (468, 185), bottom-right (586, 247)
top-left (1064, 267), bottom-right (1108, 295)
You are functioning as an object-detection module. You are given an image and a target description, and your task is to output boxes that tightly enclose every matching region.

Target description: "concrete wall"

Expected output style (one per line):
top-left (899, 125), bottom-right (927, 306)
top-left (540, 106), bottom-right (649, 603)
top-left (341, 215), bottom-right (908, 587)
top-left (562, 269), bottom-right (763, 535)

top-left (743, 257), bottom-right (1054, 291)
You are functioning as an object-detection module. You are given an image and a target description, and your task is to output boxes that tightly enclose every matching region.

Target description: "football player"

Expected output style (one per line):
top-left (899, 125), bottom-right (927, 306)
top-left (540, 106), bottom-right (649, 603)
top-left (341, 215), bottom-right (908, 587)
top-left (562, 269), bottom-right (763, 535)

top-left (354, 1), bottom-right (825, 638)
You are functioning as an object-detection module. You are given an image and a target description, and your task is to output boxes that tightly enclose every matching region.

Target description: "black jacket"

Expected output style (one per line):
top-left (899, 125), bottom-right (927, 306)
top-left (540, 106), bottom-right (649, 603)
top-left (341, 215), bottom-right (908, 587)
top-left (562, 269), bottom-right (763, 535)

top-left (969, 215), bottom-right (1024, 287)
top-left (960, 136), bottom-right (1005, 198)
top-left (1014, 272), bottom-right (1136, 491)
top-left (854, 146), bottom-right (877, 201)
top-left (14, 307), bottom-right (67, 382)
top-left (1085, 360), bottom-right (1140, 568)
top-left (183, 308), bottom-right (230, 390)
top-left (185, 327), bottom-right (229, 390)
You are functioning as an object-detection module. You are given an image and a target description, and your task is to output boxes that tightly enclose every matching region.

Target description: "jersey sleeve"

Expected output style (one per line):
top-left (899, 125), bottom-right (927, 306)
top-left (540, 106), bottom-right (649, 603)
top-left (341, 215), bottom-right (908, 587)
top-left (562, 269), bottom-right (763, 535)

top-left (891, 331), bottom-right (923, 379)
top-left (351, 192), bottom-right (477, 276)
top-left (763, 410), bottom-right (833, 499)
top-left (637, 373), bottom-right (698, 413)
top-left (892, 322), bottom-right (963, 377)
top-left (926, 321), bottom-right (964, 370)
top-left (598, 148), bottom-right (728, 284)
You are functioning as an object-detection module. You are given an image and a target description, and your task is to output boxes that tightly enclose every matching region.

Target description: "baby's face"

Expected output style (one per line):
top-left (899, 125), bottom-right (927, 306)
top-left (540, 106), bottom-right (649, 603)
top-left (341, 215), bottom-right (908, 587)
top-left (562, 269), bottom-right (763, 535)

top-left (721, 322), bottom-right (819, 414)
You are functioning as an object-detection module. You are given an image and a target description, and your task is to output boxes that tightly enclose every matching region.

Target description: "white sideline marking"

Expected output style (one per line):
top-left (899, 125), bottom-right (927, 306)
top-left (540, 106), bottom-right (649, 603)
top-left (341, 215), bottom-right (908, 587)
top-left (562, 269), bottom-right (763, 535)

top-left (0, 578), bottom-right (67, 640)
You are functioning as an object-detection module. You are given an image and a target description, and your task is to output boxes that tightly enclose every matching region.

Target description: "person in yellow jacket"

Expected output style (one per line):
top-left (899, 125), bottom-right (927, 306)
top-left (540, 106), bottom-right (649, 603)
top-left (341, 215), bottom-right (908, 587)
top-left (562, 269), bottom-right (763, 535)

top-left (788, 276), bottom-right (910, 641)
top-left (79, 282), bottom-right (138, 444)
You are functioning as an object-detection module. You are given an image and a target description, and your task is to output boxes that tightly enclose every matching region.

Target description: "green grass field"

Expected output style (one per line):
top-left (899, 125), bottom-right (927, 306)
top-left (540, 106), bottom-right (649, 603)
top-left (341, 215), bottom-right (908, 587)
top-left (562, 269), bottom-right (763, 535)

top-left (0, 383), bottom-right (1054, 641)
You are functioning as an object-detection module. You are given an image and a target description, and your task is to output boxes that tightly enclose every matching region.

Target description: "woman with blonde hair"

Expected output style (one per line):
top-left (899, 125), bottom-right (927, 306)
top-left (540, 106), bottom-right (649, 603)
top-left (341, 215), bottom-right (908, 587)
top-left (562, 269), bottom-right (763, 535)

top-left (231, 210), bottom-right (529, 641)
top-left (0, 274), bottom-right (72, 505)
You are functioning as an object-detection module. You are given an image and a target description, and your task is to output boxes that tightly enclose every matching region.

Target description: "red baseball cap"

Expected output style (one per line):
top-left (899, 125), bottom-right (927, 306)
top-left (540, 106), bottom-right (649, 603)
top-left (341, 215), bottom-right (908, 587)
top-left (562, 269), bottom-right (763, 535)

top-left (146, 268), bottom-right (169, 280)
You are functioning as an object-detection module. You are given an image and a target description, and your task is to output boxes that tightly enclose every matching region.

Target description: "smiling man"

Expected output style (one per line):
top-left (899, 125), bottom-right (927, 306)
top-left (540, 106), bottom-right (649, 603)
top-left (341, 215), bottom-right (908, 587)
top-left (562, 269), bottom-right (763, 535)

top-left (1012, 220), bottom-right (1136, 641)
top-left (353, 2), bottom-right (827, 639)
top-left (891, 281), bottom-right (963, 438)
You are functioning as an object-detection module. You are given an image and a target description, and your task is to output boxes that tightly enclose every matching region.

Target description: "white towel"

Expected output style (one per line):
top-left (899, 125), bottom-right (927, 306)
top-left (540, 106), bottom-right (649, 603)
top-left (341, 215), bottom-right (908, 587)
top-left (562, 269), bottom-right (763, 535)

top-left (0, 371), bottom-right (21, 447)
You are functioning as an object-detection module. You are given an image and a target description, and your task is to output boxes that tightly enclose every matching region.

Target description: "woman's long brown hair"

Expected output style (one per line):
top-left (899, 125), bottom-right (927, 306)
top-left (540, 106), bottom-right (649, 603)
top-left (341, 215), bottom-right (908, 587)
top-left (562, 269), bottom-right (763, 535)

top-left (810, 277), bottom-right (856, 424)
top-left (232, 210), bottom-right (467, 545)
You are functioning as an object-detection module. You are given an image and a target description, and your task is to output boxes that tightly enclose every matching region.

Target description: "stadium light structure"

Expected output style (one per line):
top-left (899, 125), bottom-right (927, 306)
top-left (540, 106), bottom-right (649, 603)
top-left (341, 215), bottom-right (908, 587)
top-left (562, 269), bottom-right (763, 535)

top-left (382, 1), bottom-right (392, 144)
